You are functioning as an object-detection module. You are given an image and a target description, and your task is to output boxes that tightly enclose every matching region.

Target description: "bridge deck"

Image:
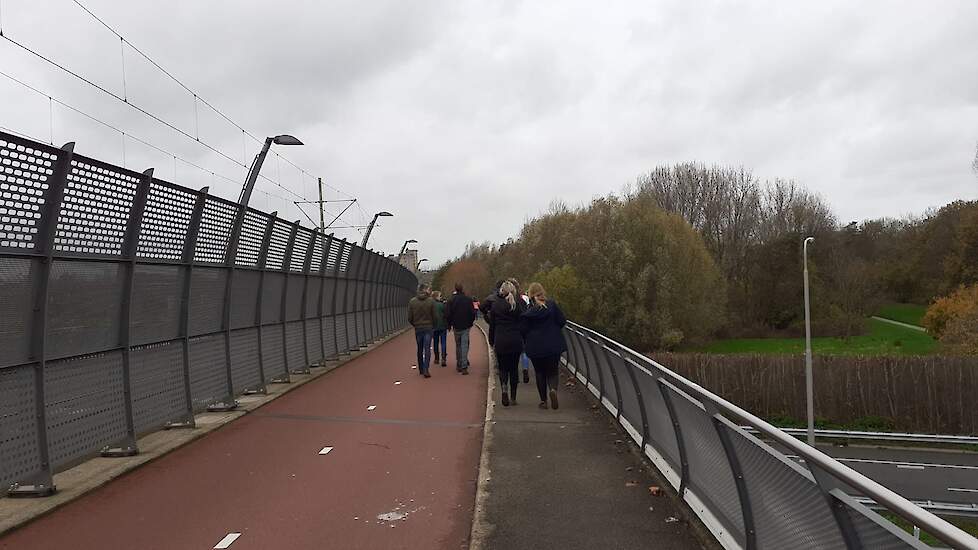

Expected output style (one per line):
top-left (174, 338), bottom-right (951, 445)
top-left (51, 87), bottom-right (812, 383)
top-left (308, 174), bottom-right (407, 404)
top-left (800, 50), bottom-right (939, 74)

top-left (0, 330), bottom-right (488, 550)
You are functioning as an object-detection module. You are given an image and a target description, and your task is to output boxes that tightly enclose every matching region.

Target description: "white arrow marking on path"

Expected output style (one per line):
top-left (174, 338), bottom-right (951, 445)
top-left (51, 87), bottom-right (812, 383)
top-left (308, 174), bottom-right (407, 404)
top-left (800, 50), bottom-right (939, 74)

top-left (214, 533), bottom-right (241, 549)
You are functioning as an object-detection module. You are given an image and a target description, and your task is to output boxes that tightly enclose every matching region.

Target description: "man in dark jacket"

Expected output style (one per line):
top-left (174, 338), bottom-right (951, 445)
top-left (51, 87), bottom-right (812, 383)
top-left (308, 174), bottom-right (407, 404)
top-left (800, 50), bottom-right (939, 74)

top-left (445, 283), bottom-right (476, 375)
top-left (408, 283), bottom-right (436, 377)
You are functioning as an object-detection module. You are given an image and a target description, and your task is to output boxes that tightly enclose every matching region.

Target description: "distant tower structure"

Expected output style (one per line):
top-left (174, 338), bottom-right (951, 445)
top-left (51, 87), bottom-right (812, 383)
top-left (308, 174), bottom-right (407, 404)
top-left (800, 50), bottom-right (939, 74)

top-left (399, 248), bottom-right (419, 275)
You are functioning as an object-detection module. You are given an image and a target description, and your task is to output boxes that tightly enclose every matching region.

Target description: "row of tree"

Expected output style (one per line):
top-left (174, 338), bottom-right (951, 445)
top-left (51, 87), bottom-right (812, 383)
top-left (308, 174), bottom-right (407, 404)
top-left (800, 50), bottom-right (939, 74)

top-left (433, 159), bottom-right (978, 352)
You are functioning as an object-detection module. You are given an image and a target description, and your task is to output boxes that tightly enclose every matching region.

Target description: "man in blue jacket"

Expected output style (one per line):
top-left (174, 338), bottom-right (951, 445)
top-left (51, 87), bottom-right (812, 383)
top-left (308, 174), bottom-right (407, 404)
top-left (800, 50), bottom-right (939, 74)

top-left (445, 283), bottom-right (477, 375)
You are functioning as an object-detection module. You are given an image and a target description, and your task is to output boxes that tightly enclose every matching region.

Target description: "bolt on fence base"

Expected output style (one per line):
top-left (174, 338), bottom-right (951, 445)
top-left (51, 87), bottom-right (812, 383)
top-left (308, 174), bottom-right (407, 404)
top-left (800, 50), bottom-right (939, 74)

top-left (268, 375), bottom-right (291, 384)
top-left (242, 386), bottom-right (267, 395)
top-left (7, 483), bottom-right (57, 498)
top-left (290, 367), bottom-right (311, 375)
top-left (206, 400), bottom-right (239, 412)
top-left (100, 445), bottom-right (138, 458)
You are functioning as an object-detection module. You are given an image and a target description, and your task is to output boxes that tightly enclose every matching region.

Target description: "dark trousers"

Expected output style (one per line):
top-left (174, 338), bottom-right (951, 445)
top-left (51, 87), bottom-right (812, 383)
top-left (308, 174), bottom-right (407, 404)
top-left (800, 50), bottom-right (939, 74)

top-left (415, 329), bottom-right (433, 374)
top-left (496, 351), bottom-right (521, 400)
top-left (432, 329), bottom-right (447, 360)
top-left (531, 354), bottom-right (561, 402)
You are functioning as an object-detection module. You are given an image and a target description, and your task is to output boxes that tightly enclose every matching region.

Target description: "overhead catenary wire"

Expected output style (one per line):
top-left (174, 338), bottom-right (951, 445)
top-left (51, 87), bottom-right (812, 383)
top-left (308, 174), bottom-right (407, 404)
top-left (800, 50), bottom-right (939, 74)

top-left (0, 69), bottom-right (361, 229)
top-left (65, 0), bottom-right (356, 200)
top-left (0, 33), bottom-right (309, 202)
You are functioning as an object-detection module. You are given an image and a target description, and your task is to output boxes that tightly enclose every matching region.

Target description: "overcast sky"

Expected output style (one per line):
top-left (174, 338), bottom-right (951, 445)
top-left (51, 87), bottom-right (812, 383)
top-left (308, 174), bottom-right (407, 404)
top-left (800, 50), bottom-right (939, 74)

top-left (1, 1), bottom-right (976, 264)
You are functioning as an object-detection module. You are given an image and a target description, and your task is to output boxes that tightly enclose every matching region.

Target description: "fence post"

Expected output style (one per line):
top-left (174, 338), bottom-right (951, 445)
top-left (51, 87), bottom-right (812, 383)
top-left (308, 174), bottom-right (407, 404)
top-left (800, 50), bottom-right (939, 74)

top-left (171, 186), bottom-right (208, 427)
top-left (8, 141), bottom-right (74, 498)
top-left (597, 336), bottom-right (625, 421)
top-left (705, 402), bottom-right (757, 550)
top-left (616, 344), bottom-right (652, 448)
top-left (253, 212), bottom-right (276, 386)
top-left (101, 167), bottom-right (152, 457)
top-left (315, 233), bottom-right (331, 365)
top-left (809, 463), bottom-right (862, 550)
top-left (280, 221), bottom-right (299, 376)
top-left (332, 240), bottom-right (347, 355)
top-left (657, 378), bottom-right (690, 494)
top-left (582, 329), bottom-right (607, 400)
top-left (296, 227), bottom-right (316, 373)
top-left (209, 201), bottom-right (244, 412)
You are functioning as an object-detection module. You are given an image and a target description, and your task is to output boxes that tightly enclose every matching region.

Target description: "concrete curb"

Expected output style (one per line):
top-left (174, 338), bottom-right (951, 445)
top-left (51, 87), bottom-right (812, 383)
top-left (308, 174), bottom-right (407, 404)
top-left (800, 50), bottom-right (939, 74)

top-left (468, 321), bottom-right (495, 550)
top-left (0, 328), bottom-right (409, 538)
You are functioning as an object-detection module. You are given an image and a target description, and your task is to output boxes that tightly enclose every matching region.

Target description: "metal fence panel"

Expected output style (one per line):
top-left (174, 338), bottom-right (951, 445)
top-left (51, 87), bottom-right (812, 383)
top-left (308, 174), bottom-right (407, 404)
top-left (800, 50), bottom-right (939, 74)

top-left (260, 327), bottom-right (287, 381)
top-left (0, 365), bottom-right (41, 489)
top-left (46, 351), bottom-right (128, 469)
top-left (718, 418), bottom-right (846, 549)
top-left (188, 334), bottom-right (229, 411)
top-left (0, 130), bottom-right (415, 496)
top-left (0, 257), bottom-right (33, 368)
top-left (130, 340), bottom-right (186, 434)
top-left (229, 328), bottom-right (262, 393)
top-left (131, 264), bottom-right (183, 345)
top-left (47, 261), bottom-right (124, 359)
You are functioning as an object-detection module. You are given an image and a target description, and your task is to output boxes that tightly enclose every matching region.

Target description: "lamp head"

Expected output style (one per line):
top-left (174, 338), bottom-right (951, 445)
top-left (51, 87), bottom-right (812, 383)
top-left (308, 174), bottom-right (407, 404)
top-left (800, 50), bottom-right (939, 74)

top-left (377, 211), bottom-right (393, 217)
top-left (406, 239), bottom-right (418, 244)
top-left (272, 135), bottom-right (303, 146)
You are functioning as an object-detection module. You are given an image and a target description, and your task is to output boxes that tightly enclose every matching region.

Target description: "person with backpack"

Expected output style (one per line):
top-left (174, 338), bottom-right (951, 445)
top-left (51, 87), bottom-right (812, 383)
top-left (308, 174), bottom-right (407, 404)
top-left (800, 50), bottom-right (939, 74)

top-left (445, 283), bottom-right (476, 375)
top-left (407, 283), bottom-right (436, 378)
top-left (491, 280), bottom-right (526, 406)
top-left (520, 282), bottom-right (567, 409)
top-left (431, 291), bottom-right (448, 367)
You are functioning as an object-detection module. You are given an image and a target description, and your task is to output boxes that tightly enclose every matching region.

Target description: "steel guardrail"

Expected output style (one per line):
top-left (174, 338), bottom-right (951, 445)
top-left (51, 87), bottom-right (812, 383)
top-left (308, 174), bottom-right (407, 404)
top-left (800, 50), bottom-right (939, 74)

top-left (563, 320), bottom-right (978, 550)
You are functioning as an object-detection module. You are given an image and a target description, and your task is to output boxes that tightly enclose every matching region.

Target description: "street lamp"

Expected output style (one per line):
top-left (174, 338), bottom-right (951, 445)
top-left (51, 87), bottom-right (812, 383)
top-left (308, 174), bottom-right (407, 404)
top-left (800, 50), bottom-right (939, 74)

top-left (398, 239), bottom-right (417, 258)
top-left (803, 236), bottom-right (815, 446)
top-left (417, 258), bottom-right (429, 270)
top-left (360, 211), bottom-right (393, 248)
top-left (237, 134), bottom-right (304, 207)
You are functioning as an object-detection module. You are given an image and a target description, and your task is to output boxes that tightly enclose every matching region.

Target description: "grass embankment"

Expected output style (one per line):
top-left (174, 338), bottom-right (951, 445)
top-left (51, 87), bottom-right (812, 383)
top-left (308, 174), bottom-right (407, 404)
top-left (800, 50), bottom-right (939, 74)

top-left (881, 512), bottom-right (978, 547)
top-left (694, 318), bottom-right (937, 355)
top-left (876, 303), bottom-right (927, 326)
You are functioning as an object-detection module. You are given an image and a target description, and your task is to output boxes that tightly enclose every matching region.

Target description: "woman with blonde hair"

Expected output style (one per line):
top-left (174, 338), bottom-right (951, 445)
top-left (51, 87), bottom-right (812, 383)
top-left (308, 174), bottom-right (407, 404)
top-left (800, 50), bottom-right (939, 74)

top-left (490, 280), bottom-right (526, 406)
top-left (520, 282), bottom-right (567, 409)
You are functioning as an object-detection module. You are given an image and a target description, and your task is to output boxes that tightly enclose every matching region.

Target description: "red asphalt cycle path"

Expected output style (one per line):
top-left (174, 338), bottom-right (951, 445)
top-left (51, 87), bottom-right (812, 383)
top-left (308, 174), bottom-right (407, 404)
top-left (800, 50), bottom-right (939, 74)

top-left (0, 329), bottom-right (488, 550)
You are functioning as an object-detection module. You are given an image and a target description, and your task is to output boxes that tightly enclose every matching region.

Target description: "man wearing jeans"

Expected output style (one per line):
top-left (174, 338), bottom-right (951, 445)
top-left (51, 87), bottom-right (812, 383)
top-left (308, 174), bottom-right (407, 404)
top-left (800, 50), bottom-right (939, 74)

top-left (445, 283), bottom-right (476, 375)
top-left (407, 283), bottom-right (436, 378)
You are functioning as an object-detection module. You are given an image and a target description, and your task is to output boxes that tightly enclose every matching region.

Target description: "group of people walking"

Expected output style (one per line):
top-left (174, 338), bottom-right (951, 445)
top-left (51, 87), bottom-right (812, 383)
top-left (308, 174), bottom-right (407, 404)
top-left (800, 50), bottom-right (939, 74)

top-left (481, 278), bottom-right (567, 410)
top-left (407, 283), bottom-right (477, 377)
top-left (407, 278), bottom-right (568, 411)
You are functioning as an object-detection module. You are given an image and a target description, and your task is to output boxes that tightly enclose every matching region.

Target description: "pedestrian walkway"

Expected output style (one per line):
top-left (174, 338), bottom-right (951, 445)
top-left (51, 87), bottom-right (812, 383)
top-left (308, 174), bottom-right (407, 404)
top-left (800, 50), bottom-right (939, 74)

top-left (475, 361), bottom-right (706, 550)
top-left (0, 330), bottom-right (489, 550)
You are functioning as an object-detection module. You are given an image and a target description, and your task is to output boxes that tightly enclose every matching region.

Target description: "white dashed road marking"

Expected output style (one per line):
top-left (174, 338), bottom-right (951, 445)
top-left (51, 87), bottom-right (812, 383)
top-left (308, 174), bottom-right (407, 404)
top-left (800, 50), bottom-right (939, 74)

top-left (214, 533), bottom-right (241, 549)
top-left (367, 405), bottom-right (377, 411)
top-left (947, 487), bottom-right (978, 493)
top-left (319, 446), bottom-right (333, 455)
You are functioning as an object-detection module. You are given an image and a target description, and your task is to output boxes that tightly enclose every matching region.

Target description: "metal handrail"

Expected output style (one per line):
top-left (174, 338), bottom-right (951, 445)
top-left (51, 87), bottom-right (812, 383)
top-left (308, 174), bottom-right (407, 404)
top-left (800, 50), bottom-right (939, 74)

top-left (566, 321), bottom-right (978, 550)
top-left (744, 427), bottom-right (978, 446)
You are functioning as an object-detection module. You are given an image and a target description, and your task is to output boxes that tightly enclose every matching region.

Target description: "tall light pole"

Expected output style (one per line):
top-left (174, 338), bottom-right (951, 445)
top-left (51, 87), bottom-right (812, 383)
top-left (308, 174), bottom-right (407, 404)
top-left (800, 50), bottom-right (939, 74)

top-left (398, 239), bottom-right (417, 258)
top-left (361, 211), bottom-right (393, 248)
top-left (237, 134), bottom-right (303, 207)
top-left (417, 258), bottom-right (429, 270)
top-left (803, 236), bottom-right (815, 446)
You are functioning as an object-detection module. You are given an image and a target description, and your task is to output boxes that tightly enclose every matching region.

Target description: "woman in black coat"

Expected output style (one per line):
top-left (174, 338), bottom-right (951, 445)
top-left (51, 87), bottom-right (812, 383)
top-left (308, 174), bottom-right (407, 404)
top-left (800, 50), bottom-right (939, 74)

top-left (520, 282), bottom-right (567, 409)
top-left (491, 280), bottom-right (526, 406)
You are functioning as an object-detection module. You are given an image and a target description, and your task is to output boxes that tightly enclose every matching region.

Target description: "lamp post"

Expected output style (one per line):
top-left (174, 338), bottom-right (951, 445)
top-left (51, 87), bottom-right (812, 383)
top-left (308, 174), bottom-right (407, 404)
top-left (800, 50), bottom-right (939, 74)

top-left (237, 134), bottom-right (303, 207)
top-left (417, 258), bottom-right (429, 270)
top-left (360, 211), bottom-right (393, 248)
top-left (398, 239), bottom-right (417, 258)
top-left (803, 236), bottom-right (815, 446)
